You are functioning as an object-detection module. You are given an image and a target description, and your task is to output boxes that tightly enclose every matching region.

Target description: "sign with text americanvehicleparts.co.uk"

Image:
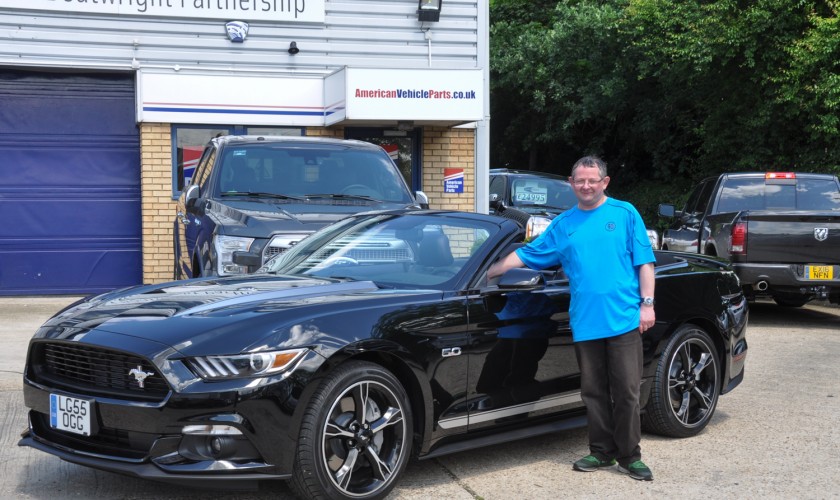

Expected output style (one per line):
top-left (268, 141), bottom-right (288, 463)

top-left (2, 0), bottom-right (325, 23)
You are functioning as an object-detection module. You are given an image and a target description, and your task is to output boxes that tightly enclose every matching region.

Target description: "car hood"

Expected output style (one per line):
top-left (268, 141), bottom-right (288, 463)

top-left (210, 198), bottom-right (416, 234)
top-left (35, 275), bottom-right (429, 358)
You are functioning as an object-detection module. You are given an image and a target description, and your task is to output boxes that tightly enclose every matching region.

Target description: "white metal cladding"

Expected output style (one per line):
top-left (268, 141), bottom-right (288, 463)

top-left (0, 1), bottom-right (479, 76)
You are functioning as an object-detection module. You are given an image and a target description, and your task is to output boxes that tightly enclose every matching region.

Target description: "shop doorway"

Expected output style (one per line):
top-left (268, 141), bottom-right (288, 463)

top-left (346, 128), bottom-right (421, 191)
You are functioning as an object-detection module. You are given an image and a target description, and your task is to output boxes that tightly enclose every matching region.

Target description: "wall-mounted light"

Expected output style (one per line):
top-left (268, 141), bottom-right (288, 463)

top-left (417, 0), bottom-right (442, 22)
top-left (225, 21), bottom-right (249, 43)
top-left (288, 41), bottom-right (299, 55)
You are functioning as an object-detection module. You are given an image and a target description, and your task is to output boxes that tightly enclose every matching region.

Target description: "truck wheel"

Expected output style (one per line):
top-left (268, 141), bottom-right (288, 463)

top-left (643, 324), bottom-right (720, 438)
top-left (290, 361), bottom-right (412, 500)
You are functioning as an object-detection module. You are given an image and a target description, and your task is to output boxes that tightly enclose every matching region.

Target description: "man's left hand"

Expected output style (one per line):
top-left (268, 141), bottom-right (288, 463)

top-left (640, 306), bottom-right (655, 333)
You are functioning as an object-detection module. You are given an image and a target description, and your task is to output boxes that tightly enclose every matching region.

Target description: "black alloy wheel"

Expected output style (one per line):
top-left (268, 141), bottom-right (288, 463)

top-left (291, 361), bottom-right (412, 500)
top-left (643, 324), bottom-right (720, 438)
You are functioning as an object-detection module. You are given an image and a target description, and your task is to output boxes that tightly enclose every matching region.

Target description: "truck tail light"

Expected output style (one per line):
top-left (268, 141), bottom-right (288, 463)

top-left (730, 222), bottom-right (747, 254)
top-left (765, 172), bottom-right (795, 179)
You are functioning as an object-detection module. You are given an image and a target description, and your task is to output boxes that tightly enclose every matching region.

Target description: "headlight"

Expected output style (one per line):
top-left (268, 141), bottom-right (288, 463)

top-left (646, 228), bottom-right (660, 250)
top-left (214, 235), bottom-right (255, 275)
top-left (525, 216), bottom-right (552, 242)
top-left (186, 348), bottom-right (308, 380)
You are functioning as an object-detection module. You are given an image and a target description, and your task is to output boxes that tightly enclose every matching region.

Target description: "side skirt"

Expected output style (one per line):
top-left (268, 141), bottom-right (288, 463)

top-left (420, 413), bottom-right (587, 460)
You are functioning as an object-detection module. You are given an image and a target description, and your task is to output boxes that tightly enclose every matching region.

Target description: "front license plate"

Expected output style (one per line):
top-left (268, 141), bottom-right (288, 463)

top-left (50, 394), bottom-right (93, 436)
top-left (807, 265), bottom-right (834, 280)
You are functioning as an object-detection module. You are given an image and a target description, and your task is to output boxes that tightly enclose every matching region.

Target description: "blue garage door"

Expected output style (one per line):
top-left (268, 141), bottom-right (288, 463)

top-left (0, 70), bottom-right (142, 295)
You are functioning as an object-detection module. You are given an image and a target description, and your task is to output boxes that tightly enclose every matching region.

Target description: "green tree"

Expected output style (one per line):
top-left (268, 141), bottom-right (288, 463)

top-left (490, 0), bottom-right (840, 207)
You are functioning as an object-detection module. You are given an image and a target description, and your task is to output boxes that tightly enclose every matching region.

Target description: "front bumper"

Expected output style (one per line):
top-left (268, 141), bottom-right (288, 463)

top-left (17, 359), bottom-right (318, 486)
top-left (18, 430), bottom-right (286, 489)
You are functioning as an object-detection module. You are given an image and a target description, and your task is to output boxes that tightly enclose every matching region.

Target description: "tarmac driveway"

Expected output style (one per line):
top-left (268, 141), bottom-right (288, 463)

top-left (1, 297), bottom-right (838, 499)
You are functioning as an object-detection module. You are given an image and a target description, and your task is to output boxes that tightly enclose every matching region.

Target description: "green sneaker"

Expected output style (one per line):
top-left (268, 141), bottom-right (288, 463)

top-left (572, 454), bottom-right (616, 472)
top-left (617, 460), bottom-right (653, 481)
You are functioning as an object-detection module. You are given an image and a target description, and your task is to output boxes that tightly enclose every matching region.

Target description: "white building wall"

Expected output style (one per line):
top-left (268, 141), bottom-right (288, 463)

top-left (0, 0), bottom-right (490, 285)
top-left (0, 1), bottom-right (479, 75)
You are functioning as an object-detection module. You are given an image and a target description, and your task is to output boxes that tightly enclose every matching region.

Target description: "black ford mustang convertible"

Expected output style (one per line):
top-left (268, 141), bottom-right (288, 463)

top-left (20, 210), bottom-right (748, 499)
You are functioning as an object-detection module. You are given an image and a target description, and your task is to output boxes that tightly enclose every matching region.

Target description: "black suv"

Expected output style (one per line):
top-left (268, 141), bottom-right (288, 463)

top-left (174, 136), bottom-right (427, 278)
top-left (489, 168), bottom-right (577, 218)
top-left (489, 168), bottom-right (659, 248)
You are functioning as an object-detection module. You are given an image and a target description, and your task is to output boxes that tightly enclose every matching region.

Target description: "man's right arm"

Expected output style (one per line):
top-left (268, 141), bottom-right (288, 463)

top-left (488, 251), bottom-right (525, 279)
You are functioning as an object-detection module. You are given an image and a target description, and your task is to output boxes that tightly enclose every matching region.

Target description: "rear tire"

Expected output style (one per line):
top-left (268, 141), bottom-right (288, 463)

top-left (290, 361), bottom-right (412, 500)
top-left (643, 324), bottom-right (720, 438)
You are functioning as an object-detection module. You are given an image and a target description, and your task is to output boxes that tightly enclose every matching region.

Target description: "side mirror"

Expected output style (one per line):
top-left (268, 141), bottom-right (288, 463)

top-left (232, 251), bottom-right (262, 268)
top-left (185, 185), bottom-right (200, 210)
top-left (498, 268), bottom-right (545, 291)
top-left (415, 190), bottom-right (430, 209)
top-left (489, 193), bottom-right (502, 212)
top-left (658, 203), bottom-right (675, 218)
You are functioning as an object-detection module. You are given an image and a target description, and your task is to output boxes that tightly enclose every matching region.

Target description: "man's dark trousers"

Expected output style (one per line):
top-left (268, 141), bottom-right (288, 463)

top-left (574, 328), bottom-right (644, 467)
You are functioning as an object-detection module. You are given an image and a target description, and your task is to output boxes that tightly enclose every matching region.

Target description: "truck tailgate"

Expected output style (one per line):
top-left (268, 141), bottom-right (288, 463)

top-left (745, 211), bottom-right (840, 263)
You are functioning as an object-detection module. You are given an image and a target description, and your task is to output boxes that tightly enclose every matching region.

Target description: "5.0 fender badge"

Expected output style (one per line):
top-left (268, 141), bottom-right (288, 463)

top-left (814, 227), bottom-right (828, 241)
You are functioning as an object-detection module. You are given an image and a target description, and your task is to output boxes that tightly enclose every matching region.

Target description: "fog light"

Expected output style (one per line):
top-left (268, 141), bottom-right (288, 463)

top-left (210, 437), bottom-right (223, 455)
top-left (176, 432), bottom-right (263, 463)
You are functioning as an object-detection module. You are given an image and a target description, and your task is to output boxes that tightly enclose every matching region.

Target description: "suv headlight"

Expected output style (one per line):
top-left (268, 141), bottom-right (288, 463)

top-left (214, 235), bottom-right (255, 275)
top-left (186, 348), bottom-right (308, 380)
top-left (525, 216), bottom-right (552, 242)
top-left (646, 228), bottom-right (660, 250)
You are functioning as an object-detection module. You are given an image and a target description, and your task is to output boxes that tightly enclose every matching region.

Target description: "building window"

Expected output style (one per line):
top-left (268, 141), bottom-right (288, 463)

top-left (171, 125), bottom-right (303, 196)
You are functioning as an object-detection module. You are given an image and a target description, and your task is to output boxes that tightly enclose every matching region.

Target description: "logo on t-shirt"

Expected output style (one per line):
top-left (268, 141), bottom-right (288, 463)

top-left (605, 222), bottom-right (616, 231)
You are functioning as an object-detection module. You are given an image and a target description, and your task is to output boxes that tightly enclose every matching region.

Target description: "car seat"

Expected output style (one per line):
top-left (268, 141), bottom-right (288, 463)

top-left (416, 231), bottom-right (454, 267)
top-left (224, 156), bottom-right (258, 192)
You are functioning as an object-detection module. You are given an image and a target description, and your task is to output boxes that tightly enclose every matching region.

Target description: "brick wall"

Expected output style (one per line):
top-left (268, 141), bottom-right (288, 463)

top-left (140, 123), bottom-right (177, 284)
top-left (422, 127), bottom-right (475, 211)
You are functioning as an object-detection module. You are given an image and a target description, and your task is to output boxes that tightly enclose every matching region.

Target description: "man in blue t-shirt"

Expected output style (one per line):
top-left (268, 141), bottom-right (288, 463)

top-left (488, 156), bottom-right (656, 481)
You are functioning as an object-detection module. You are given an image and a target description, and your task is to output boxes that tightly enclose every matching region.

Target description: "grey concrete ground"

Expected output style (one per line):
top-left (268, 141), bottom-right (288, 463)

top-left (1, 297), bottom-right (839, 499)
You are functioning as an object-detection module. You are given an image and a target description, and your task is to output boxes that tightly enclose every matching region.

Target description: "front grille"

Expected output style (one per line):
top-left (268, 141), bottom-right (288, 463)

top-left (264, 245), bottom-right (289, 261)
top-left (347, 248), bottom-right (412, 262)
top-left (30, 342), bottom-right (169, 402)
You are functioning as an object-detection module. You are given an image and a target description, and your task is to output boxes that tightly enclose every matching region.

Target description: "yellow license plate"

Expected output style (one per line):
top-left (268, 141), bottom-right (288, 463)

top-left (807, 265), bottom-right (834, 280)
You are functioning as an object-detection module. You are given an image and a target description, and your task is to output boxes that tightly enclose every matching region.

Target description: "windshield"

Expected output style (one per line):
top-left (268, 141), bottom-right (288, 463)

top-left (718, 177), bottom-right (840, 212)
top-left (510, 177), bottom-right (576, 209)
top-left (264, 214), bottom-right (499, 288)
top-left (216, 144), bottom-right (414, 203)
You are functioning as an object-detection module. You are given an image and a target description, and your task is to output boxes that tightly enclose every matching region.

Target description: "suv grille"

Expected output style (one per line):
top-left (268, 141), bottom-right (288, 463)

top-left (30, 342), bottom-right (169, 402)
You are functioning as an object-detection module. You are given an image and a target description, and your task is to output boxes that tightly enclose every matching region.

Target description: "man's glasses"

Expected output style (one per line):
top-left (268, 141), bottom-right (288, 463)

top-left (571, 178), bottom-right (604, 187)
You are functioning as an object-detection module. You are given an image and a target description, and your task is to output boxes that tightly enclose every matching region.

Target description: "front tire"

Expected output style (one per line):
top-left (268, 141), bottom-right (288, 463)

top-left (290, 361), bottom-right (412, 500)
top-left (643, 324), bottom-right (720, 438)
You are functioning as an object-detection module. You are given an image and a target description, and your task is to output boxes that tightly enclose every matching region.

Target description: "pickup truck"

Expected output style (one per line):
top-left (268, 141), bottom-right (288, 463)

top-left (174, 135), bottom-right (427, 279)
top-left (658, 172), bottom-right (840, 306)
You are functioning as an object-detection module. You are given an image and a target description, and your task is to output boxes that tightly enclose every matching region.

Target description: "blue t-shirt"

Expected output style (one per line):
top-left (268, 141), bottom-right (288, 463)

top-left (515, 198), bottom-right (655, 342)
